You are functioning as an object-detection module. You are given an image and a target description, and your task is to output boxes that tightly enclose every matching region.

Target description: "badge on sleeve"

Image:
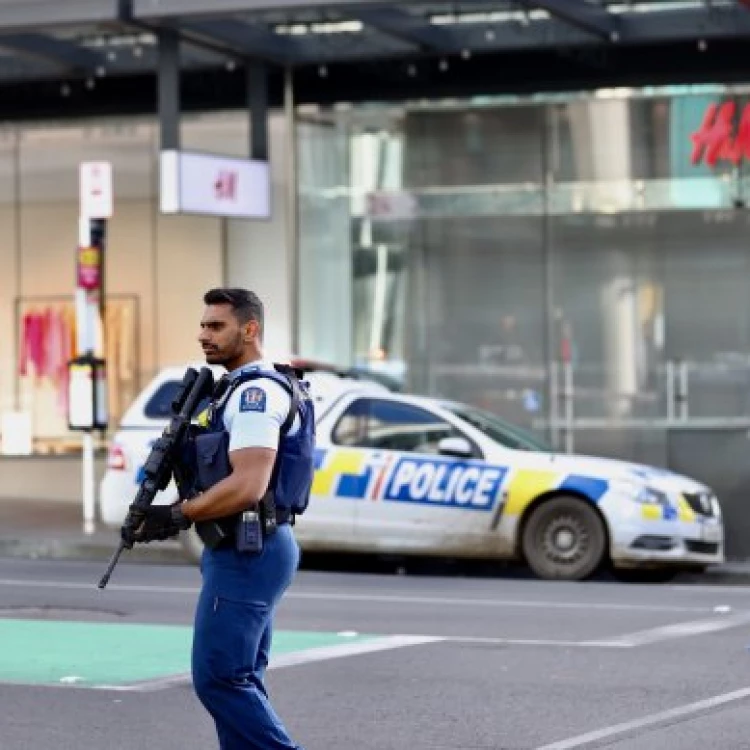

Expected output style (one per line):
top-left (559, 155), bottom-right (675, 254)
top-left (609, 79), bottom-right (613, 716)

top-left (239, 387), bottom-right (267, 413)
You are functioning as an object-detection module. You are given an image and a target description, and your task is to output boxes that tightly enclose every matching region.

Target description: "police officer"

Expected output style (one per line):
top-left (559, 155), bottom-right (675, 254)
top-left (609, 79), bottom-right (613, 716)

top-left (136, 287), bottom-right (309, 749)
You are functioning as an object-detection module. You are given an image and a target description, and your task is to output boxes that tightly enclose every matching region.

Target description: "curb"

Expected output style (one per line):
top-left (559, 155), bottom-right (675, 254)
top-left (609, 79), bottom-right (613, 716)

top-left (676, 569), bottom-right (750, 586)
top-left (0, 538), bottom-right (191, 565)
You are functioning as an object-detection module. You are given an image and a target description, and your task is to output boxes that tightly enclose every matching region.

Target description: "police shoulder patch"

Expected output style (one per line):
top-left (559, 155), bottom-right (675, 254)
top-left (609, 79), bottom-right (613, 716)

top-left (239, 386), bottom-right (267, 413)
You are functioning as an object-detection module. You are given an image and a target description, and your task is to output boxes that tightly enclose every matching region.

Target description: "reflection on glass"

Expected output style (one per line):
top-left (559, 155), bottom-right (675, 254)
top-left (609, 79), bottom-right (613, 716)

top-left (443, 402), bottom-right (552, 452)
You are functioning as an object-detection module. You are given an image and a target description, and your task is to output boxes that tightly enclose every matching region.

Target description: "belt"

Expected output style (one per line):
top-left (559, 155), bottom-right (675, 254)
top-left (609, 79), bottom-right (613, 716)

top-left (195, 507), bottom-right (294, 551)
top-left (275, 507), bottom-right (293, 526)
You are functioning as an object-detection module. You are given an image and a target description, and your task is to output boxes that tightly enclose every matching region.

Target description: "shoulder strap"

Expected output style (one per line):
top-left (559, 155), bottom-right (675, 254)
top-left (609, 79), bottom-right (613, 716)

top-left (226, 368), bottom-right (301, 435)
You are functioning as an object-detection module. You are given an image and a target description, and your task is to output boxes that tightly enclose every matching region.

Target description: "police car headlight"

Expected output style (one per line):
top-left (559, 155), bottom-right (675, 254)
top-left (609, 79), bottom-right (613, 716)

top-left (612, 480), bottom-right (670, 507)
top-left (710, 494), bottom-right (722, 519)
top-left (634, 486), bottom-right (671, 507)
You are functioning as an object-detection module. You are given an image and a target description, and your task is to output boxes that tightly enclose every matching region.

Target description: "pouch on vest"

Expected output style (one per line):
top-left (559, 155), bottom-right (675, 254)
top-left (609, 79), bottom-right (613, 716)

top-left (194, 430), bottom-right (232, 491)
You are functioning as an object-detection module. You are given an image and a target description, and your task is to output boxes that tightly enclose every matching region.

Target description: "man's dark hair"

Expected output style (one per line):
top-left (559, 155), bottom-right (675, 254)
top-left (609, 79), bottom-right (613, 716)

top-left (204, 288), bottom-right (264, 331)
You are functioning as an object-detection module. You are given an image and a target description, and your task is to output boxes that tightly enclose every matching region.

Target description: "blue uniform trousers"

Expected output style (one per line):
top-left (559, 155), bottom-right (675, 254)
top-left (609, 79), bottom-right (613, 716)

top-left (192, 524), bottom-right (302, 750)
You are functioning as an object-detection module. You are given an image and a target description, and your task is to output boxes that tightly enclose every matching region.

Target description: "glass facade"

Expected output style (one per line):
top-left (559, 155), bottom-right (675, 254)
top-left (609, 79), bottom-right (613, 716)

top-left (296, 86), bottom-right (750, 471)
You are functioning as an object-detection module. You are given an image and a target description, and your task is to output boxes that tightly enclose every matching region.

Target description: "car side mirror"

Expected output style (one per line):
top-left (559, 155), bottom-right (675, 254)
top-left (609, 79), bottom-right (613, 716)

top-left (438, 436), bottom-right (474, 459)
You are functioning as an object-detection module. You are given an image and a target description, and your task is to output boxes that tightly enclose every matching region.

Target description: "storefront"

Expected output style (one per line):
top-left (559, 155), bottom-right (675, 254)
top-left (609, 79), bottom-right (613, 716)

top-left (4, 84), bottom-right (750, 463)
top-left (0, 109), bottom-right (295, 456)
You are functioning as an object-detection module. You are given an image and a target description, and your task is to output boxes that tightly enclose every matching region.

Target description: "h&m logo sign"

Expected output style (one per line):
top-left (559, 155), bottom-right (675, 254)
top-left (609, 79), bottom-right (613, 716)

top-left (691, 101), bottom-right (750, 167)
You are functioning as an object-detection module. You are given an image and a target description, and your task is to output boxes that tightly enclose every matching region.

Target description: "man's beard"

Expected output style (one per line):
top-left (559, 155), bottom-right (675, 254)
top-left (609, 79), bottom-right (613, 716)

top-left (204, 336), bottom-right (243, 366)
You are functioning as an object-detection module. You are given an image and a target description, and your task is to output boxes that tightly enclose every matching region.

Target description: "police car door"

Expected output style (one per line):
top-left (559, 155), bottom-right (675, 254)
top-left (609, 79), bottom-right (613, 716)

top-left (330, 396), bottom-right (506, 554)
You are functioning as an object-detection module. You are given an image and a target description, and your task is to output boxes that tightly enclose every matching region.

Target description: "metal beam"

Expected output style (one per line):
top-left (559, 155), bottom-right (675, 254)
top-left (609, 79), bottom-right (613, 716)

top-left (178, 19), bottom-right (301, 64)
top-left (348, 8), bottom-right (458, 52)
top-left (135, 0), bottom-right (391, 17)
top-left (518, 0), bottom-right (618, 41)
top-left (0, 0), bottom-right (121, 29)
top-left (0, 33), bottom-right (105, 71)
top-left (282, 7), bottom-right (750, 62)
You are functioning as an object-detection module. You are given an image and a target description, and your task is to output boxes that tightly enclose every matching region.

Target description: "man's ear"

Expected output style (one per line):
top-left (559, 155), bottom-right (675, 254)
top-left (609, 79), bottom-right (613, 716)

top-left (245, 319), bottom-right (260, 342)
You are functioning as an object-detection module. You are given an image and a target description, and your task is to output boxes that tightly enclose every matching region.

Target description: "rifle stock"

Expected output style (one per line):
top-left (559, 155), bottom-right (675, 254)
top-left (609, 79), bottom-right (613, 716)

top-left (97, 366), bottom-right (215, 589)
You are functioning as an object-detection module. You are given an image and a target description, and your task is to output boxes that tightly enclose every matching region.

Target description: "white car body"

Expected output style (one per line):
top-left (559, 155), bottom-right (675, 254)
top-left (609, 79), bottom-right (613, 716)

top-left (100, 365), bottom-right (724, 580)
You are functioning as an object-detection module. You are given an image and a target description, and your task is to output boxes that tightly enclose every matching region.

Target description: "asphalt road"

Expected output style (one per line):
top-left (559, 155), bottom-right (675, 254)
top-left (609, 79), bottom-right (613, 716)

top-left (2, 557), bottom-right (750, 749)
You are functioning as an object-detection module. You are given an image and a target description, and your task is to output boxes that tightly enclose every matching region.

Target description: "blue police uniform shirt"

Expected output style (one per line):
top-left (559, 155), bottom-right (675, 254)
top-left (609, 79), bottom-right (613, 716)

top-left (221, 360), bottom-right (301, 453)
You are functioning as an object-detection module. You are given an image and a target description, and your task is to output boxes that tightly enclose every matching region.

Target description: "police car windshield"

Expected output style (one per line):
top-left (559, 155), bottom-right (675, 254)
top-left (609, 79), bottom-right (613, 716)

top-left (443, 404), bottom-right (552, 452)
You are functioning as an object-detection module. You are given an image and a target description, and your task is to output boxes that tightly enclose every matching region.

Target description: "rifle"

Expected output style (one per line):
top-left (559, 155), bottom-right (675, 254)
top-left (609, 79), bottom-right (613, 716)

top-left (97, 366), bottom-right (216, 590)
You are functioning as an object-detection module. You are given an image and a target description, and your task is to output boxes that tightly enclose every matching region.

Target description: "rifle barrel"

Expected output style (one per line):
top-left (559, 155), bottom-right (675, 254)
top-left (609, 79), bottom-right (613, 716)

top-left (97, 541), bottom-right (127, 589)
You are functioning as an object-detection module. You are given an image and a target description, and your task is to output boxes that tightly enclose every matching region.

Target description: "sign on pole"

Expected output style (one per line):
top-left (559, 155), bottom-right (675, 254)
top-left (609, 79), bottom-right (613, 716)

top-left (80, 162), bottom-right (114, 219)
top-left (73, 161), bottom-right (113, 534)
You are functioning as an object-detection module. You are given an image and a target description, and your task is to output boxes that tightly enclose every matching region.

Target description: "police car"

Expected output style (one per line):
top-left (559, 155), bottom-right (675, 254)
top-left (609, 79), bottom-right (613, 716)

top-left (99, 365), bottom-right (724, 581)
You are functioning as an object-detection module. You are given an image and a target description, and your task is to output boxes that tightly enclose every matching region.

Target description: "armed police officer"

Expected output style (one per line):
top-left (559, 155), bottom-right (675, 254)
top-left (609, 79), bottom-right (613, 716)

top-left (133, 287), bottom-right (315, 749)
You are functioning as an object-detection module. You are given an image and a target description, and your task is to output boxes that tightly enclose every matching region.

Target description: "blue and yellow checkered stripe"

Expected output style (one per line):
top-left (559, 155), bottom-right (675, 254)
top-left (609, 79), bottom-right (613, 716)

top-left (501, 469), bottom-right (610, 517)
top-left (312, 448), bottom-right (373, 500)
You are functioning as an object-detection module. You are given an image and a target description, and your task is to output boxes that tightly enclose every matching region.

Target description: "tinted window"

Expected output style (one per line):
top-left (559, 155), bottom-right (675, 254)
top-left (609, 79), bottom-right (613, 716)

top-left (333, 398), bottom-right (466, 454)
top-left (443, 403), bottom-right (551, 452)
top-left (144, 381), bottom-right (210, 420)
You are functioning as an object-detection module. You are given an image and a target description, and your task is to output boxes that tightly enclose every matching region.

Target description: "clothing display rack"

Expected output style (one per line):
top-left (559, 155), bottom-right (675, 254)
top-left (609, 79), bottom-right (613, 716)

top-left (12, 294), bottom-right (140, 453)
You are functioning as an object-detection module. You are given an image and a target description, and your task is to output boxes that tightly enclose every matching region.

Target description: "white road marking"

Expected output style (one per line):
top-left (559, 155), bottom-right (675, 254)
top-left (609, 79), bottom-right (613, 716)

top-left (287, 591), bottom-right (709, 614)
top-left (0, 578), bottom-right (722, 614)
top-left (596, 612), bottom-right (750, 647)
top-left (442, 636), bottom-right (630, 649)
top-left (0, 578), bottom-right (200, 594)
top-left (534, 685), bottom-right (750, 749)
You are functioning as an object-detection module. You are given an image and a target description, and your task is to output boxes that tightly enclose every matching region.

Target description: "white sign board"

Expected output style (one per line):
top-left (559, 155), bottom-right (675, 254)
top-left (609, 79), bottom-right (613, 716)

top-left (80, 162), bottom-right (113, 219)
top-left (68, 364), bottom-right (94, 430)
top-left (0, 411), bottom-right (32, 455)
top-left (160, 150), bottom-right (271, 219)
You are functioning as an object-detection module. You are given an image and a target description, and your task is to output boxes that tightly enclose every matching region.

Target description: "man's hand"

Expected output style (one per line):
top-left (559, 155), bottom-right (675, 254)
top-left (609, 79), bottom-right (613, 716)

top-left (121, 502), bottom-right (192, 545)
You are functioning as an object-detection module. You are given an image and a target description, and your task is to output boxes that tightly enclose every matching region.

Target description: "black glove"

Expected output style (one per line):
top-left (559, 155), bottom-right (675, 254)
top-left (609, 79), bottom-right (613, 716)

top-left (122, 502), bottom-right (192, 545)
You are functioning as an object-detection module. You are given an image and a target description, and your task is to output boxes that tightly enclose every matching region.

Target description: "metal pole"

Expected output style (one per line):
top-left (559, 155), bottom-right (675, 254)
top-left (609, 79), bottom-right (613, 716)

top-left (665, 360), bottom-right (675, 423)
top-left (82, 432), bottom-right (95, 534)
top-left (678, 360), bottom-right (689, 421)
top-left (542, 103), bottom-right (557, 448)
top-left (77, 216), bottom-right (105, 536)
top-left (550, 360), bottom-right (560, 449)
top-left (564, 360), bottom-right (574, 454)
top-left (284, 67), bottom-right (300, 355)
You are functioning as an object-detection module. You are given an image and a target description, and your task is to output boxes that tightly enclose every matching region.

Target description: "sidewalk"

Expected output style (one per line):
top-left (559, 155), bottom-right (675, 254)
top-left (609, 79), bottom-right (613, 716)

top-left (0, 498), bottom-right (190, 565)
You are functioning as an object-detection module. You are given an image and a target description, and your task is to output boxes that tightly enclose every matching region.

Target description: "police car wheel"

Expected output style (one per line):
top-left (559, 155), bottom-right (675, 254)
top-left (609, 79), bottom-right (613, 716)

top-left (180, 526), bottom-right (205, 564)
top-left (522, 496), bottom-right (606, 581)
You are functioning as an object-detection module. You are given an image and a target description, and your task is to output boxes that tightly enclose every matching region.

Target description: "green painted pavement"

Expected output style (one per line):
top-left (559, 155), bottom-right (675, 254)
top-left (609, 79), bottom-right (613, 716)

top-left (0, 619), bottom-right (374, 687)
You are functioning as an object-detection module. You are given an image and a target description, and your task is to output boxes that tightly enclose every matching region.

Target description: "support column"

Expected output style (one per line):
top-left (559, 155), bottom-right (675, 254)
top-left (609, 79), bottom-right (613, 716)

top-left (158, 28), bottom-right (181, 150)
top-left (155, 28), bottom-right (181, 370)
top-left (247, 61), bottom-right (269, 161)
top-left (284, 67), bottom-right (300, 355)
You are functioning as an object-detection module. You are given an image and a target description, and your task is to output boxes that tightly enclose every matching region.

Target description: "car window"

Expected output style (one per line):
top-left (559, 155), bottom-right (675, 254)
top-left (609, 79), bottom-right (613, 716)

top-left (333, 398), bottom-right (467, 454)
top-left (143, 381), bottom-right (210, 420)
top-left (443, 403), bottom-right (552, 452)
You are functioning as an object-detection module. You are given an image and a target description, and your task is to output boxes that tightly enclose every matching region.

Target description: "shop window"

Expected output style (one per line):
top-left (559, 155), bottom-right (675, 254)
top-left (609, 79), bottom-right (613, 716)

top-left (15, 295), bottom-right (139, 452)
